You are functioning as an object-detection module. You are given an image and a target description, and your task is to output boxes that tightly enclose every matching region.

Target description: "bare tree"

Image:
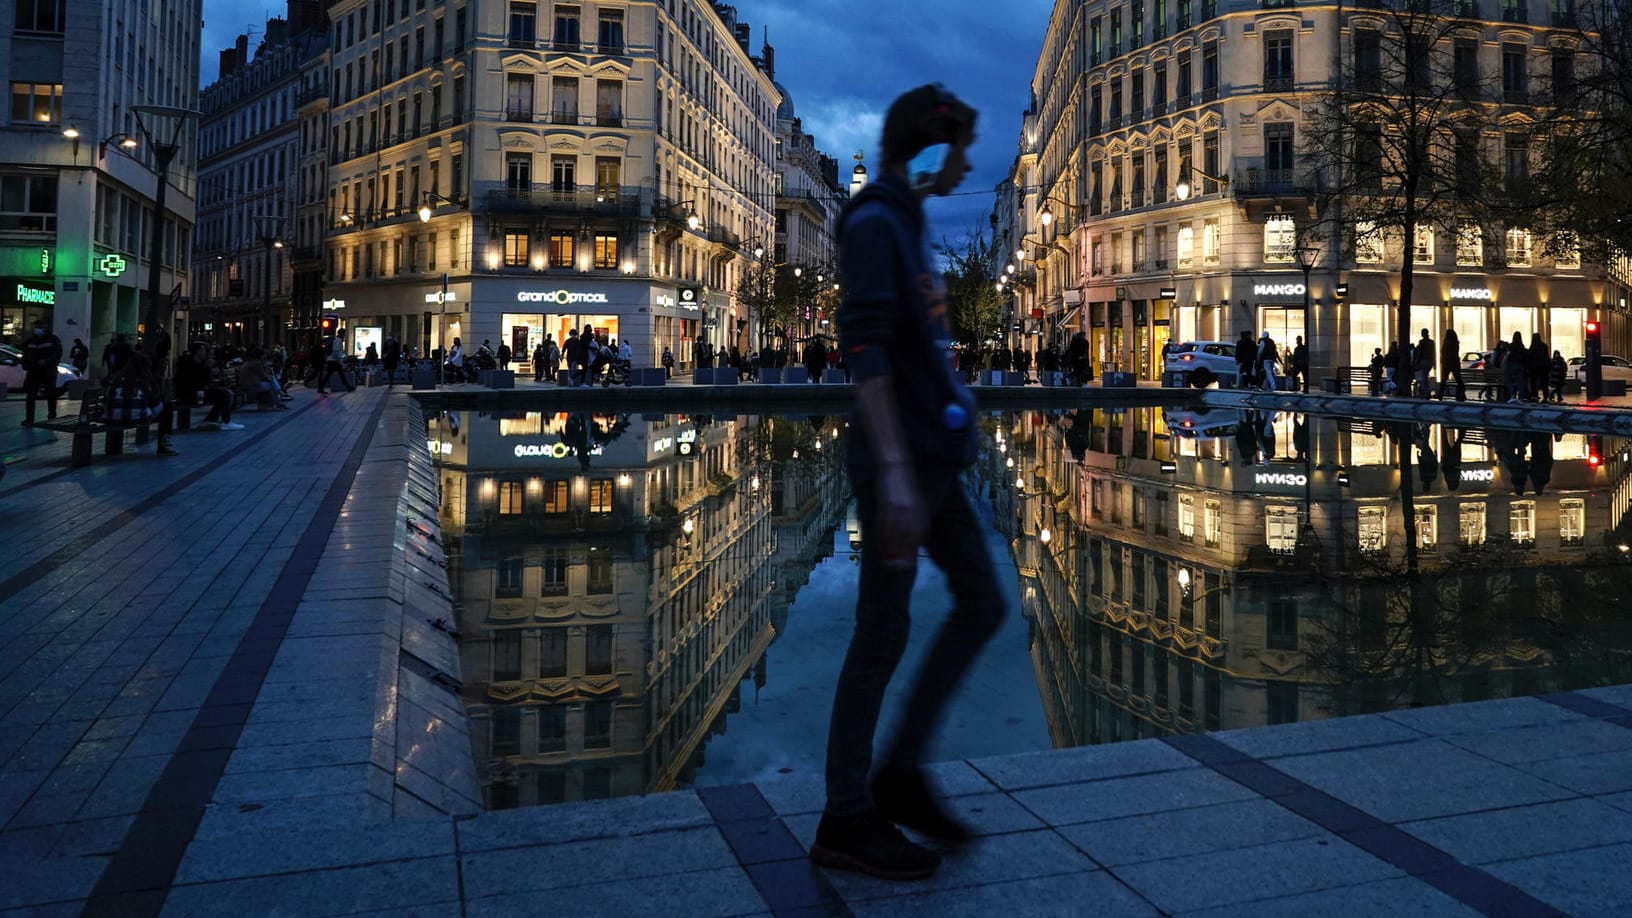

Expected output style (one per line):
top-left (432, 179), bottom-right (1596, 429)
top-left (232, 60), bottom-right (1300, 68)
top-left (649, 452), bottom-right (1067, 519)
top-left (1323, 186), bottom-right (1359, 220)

top-left (1302, 2), bottom-right (1516, 571)
top-left (1521, 1), bottom-right (1628, 260)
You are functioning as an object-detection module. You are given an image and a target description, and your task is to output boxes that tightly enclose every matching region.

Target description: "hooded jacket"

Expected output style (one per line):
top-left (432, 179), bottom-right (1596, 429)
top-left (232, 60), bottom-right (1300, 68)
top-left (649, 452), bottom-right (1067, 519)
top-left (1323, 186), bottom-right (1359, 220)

top-left (836, 171), bottom-right (977, 478)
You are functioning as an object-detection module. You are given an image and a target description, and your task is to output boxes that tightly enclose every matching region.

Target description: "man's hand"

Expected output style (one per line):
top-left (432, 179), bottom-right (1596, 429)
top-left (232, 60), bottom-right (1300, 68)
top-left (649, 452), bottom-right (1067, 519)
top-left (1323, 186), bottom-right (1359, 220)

top-left (876, 463), bottom-right (927, 570)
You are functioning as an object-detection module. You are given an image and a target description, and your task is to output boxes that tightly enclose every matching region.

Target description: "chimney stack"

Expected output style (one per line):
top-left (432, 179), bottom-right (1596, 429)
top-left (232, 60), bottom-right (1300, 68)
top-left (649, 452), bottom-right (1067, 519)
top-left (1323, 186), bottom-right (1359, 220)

top-left (219, 48), bottom-right (239, 78)
top-left (235, 33), bottom-right (249, 69)
top-left (264, 17), bottom-right (289, 48)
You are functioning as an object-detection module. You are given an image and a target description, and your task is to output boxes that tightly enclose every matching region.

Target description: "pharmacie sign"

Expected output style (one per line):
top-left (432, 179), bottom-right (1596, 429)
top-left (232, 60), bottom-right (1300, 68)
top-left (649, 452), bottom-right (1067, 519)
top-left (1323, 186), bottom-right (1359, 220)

top-left (517, 289), bottom-right (610, 306)
top-left (1252, 283), bottom-right (1306, 297)
top-left (15, 283), bottom-right (53, 305)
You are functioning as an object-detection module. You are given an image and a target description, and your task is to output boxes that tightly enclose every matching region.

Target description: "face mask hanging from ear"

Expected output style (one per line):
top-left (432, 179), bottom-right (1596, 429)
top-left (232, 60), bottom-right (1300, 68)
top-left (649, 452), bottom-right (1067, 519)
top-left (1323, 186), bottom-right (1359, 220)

top-left (908, 143), bottom-right (952, 193)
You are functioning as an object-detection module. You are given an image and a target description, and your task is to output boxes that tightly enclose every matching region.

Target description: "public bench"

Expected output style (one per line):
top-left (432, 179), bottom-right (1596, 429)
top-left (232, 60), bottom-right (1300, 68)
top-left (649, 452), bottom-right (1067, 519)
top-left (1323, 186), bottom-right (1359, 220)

top-left (35, 388), bottom-right (152, 467)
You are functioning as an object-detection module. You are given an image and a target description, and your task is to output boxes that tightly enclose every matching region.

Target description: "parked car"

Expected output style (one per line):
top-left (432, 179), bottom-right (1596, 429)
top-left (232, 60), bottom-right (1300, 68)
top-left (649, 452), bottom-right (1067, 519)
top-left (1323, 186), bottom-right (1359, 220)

top-left (1568, 355), bottom-right (1632, 382)
top-left (1163, 341), bottom-right (1241, 387)
top-left (1461, 350), bottom-right (1496, 370)
top-left (0, 344), bottom-right (82, 392)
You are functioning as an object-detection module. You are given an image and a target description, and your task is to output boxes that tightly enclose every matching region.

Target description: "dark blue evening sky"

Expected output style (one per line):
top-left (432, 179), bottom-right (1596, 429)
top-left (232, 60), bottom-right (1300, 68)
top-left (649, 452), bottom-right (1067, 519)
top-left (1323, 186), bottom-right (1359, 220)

top-left (200, 0), bottom-right (1055, 245)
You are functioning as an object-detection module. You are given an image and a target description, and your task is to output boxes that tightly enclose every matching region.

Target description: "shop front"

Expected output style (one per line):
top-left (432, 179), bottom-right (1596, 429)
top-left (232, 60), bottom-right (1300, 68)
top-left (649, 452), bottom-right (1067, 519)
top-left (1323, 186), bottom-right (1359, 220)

top-left (4, 280), bottom-right (56, 344)
top-left (1250, 279), bottom-right (1309, 357)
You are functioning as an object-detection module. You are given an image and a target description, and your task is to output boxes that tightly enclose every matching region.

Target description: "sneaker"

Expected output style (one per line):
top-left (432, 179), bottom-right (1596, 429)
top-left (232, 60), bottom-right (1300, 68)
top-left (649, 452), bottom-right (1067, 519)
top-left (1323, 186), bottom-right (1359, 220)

top-left (157, 440), bottom-right (178, 456)
top-left (196, 420), bottom-right (221, 429)
top-left (809, 812), bottom-right (940, 880)
top-left (219, 422), bottom-right (245, 430)
top-left (872, 769), bottom-right (971, 847)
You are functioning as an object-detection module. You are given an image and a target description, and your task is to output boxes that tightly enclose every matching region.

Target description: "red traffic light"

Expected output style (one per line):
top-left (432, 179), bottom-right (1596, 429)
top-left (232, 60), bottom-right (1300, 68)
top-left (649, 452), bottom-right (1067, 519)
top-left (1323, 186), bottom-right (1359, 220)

top-left (1588, 435), bottom-right (1604, 468)
top-left (1585, 320), bottom-right (1600, 334)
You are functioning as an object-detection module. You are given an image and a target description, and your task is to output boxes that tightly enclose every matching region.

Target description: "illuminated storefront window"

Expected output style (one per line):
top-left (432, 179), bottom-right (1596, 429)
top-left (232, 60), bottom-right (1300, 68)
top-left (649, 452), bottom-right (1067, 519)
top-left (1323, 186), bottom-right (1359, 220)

top-left (1459, 502), bottom-right (1486, 546)
top-left (1265, 505), bottom-right (1299, 553)
top-left (1509, 500), bottom-right (1535, 545)
top-left (1358, 506), bottom-right (1387, 552)
top-left (1415, 505), bottom-right (1437, 553)
top-left (1559, 499), bottom-right (1585, 546)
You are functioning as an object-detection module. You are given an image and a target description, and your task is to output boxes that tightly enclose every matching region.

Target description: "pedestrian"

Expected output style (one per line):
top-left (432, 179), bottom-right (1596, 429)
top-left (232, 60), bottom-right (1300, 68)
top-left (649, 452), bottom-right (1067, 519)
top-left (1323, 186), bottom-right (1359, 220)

top-left (497, 340), bottom-right (512, 371)
top-left (237, 346), bottom-right (289, 409)
top-left (813, 83), bottom-right (999, 882)
top-left (1383, 340), bottom-right (1401, 394)
top-left (564, 328), bottom-right (587, 386)
top-left (532, 340), bottom-right (548, 382)
top-left (1368, 347), bottom-right (1386, 396)
top-left (1527, 332), bottom-right (1551, 402)
top-left (69, 337), bottom-right (89, 374)
top-left (1235, 330), bottom-right (1256, 389)
top-left (619, 337), bottom-right (634, 367)
top-left (1439, 328), bottom-right (1464, 401)
top-left (383, 334), bottom-right (401, 387)
top-left (805, 339), bottom-right (827, 383)
top-left (546, 334), bottom-right (560, 381)
top-left (317, 332), bottom-right (356, 393)
top-left (1414, 328), bottom-right (1436, 398)
top-left (1290, 335), bottom-right (1308, 391)
top-left (20, 319), bottom-right (63, 426)
top-left (1257, 331), bottom-right (1280, 391)
top-left (1503, 331), bottom-right (1528, 402)
top-left (103, 333), bottom-right (133, 378)
top-left (446, 337), bottom-right (465, 383)
top-left (364, 341), bottom-right (378, 365)
top-left (1549, 349), bottom-right (1567, 402)
top-left (1066, 332), bottom-right (1091, 386)
top-left (661, 346), bottom-right (675, 378)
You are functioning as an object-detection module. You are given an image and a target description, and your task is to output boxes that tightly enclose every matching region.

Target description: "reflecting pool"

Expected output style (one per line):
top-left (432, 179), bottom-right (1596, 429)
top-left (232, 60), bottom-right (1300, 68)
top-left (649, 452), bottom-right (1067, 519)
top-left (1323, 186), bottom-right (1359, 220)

top-left (428, 405), bottom-right (1632, 810)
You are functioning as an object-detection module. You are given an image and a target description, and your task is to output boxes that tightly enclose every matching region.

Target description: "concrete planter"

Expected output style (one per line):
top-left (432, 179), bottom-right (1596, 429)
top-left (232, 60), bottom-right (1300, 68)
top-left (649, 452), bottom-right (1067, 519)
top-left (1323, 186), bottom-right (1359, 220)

top-left (487, 370), bottom-right (515, 389)
top-left (633, 368), bottom-right (666, 386)
top-left (1103, 371), bottom-right (1137, 388)
top-left (823, 369), bottom-right (848, 384)
top-left (759, 368), bottom-right (783, 384)
top-left (409, 367), bottom-right (436, 390)
top-left (694, 368), bottom-right (715, 384)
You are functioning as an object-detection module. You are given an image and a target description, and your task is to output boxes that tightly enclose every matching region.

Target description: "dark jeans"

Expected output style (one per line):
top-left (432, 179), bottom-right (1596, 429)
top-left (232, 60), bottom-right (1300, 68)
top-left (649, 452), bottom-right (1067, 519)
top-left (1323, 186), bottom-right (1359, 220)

top-left (199, 385), bottom-right (234, 422)
top-left (23, 369), bottom-right (57, 422)
top-left (824, 470), bottom-right (1006, 819)
top-left (1440, 364), bottom-right (1466, 400)
top-left (317, 359), bottom-right (354, 391)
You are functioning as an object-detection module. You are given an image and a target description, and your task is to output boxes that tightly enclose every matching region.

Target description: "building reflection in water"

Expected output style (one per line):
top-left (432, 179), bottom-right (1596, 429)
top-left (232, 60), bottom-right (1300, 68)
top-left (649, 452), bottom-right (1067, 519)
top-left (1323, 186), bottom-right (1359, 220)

top-left (432, 402), bottom-right (1632, 810)
top-left (993, 407), bottom-right (1632, 749)
top-left (428, 409), bottom-right (846, 808)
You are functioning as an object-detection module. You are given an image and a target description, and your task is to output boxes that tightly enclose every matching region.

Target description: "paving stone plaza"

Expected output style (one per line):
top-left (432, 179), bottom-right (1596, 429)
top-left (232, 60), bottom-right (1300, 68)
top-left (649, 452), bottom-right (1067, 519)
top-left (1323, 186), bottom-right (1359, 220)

top-left (2, 382), bottom-right (1631, 917)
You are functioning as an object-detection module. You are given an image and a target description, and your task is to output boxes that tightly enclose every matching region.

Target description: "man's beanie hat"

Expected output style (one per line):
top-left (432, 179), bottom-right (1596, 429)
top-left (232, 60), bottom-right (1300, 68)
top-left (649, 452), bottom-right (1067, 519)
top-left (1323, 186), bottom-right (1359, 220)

top-left (881, 83), bottom-right (977, 164)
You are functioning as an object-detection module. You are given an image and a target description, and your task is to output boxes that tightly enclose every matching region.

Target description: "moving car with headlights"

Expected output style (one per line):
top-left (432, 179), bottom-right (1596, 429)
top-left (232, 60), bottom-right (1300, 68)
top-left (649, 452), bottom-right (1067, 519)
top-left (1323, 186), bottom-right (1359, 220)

top-left (1162, 341), bottom-right (1241, 387)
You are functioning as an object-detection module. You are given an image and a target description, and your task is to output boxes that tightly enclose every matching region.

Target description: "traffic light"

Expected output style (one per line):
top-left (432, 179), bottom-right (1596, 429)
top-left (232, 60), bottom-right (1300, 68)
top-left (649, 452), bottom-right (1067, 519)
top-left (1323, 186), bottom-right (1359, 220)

top-left (1585, 319), bottom-right (1603, 400)
top-left (320, 315), bottom-right (337, 335)
top-left (1587, 435), bottom-right (1604, 469)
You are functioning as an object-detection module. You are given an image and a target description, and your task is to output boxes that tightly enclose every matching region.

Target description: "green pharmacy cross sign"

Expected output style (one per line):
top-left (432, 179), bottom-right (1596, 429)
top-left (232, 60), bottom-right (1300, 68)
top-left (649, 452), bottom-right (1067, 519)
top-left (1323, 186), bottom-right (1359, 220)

top-left (98, 254), bottom-right (127, 278)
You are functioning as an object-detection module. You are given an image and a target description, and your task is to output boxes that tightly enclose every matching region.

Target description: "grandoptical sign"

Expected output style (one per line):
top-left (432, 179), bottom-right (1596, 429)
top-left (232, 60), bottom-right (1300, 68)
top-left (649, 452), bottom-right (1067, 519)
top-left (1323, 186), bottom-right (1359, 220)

top-left (517, 290), bottom-right (610, 305)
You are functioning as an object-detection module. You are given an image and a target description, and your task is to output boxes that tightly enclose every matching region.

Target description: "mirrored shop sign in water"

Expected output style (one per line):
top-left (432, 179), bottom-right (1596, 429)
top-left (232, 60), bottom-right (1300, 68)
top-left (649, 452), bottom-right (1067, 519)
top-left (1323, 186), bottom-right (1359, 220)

top-left (428, 405), bottom-right (1632, 811)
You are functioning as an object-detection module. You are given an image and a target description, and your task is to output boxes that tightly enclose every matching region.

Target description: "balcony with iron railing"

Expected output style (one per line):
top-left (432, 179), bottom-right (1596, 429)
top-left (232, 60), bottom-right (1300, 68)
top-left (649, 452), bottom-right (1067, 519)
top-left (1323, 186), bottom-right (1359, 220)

top-left (486, 183), bottom-right (646, 216)
top-left (1234, 160), bottom-right (1301, 196)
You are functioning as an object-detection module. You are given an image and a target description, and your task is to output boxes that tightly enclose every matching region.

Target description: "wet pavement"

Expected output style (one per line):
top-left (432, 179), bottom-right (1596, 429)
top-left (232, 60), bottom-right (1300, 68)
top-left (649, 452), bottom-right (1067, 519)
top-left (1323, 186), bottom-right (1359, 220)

top-left (1, 383), bottom-right (1630, 916)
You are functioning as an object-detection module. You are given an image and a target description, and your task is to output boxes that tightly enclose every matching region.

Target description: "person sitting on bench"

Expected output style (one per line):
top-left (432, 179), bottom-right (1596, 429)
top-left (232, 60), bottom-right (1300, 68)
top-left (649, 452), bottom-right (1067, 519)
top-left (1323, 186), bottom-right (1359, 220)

top-left (176, 343), bottom-right (243, 430)
top-left (237, 347), bottom-right (288, 409)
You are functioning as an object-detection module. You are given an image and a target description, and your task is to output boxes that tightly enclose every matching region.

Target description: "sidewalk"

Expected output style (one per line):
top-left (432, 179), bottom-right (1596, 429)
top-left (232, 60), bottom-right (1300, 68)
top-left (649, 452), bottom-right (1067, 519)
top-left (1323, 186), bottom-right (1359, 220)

top-left (1, 386), bottom-right (1629, 916)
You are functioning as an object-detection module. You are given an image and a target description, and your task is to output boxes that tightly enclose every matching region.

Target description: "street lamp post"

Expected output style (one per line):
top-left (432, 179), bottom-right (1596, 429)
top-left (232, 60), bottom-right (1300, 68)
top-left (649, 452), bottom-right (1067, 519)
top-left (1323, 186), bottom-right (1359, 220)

top-left (1293, 241), bottom-right (1322, 394)
top-left (133, 105), bottom-right (197, 366)
top-left (252, 215), bottom-right (285, 351)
